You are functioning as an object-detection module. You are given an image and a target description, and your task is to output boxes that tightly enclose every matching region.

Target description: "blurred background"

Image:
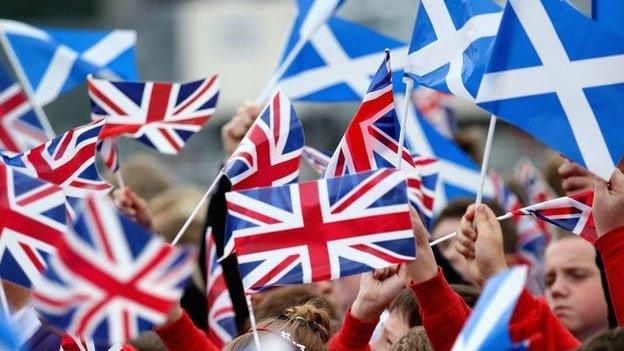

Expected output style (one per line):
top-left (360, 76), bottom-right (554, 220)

top-left (0, 0), bottom-right (592, 188)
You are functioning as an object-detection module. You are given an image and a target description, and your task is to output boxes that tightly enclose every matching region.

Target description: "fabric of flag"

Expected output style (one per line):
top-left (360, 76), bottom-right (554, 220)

top-left (61, 334), bottom-right (122, 351)
top-left (302, 146), bottom-right (331, 175)
top-left (2, 119), bottom-right (112, 199)
top-left (95, 139), bottom-right (120, 173)
top-left (0, 314), bottom-right (17, 351)
top-left (223, 91), bottom-right (304, 191)
top-left (88, 76), bottom-right (219, 156)
top-left (0, 62), bottom-right (53, 152)
top-left (0, 20), bottom-right (137, 106)
top-left (510, 190), bottom-right (596, 243)
top-left (476, 0), bottom-right (624, 181)
top-left (452, 266), bottom-right (529, 351)
top-left (32, 195), bottom-right (197, 344)
top-left (515, 158), bottom-right (556, 232)
top-left (408, 156), bottom-right (439, 229)
top-left (412, 86), bottom-right (456, 139)
top-left (277, 15), bottom-right (407, 101)
top-left (205, 227), bottom-right (237, 347)
top-left (404, 0), bottom-right (502, 100)
top-left (224, 168), bottom-right (415, 292)
top-left (0, 163), bottom-right (66, 288)
top-left (291, 0), bottom-right (346, 42)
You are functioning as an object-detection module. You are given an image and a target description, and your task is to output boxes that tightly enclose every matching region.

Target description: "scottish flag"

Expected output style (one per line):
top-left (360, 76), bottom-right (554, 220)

top-left (476, 0), bottom-right (624, 181)
top-left (0, 20), bottom-right (137, 106)
top-left (404, 0), bottom-right (502, 100)
top-left (452, 266), bottom-right (529, 351)
top-left (293, 0), bottom-right (346, 41)
top-left (277, 16), bottom-right (407, 101)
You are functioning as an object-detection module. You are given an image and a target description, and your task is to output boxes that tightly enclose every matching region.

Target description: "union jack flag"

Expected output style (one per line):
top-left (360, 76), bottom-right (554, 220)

top-left (88, 75), bottom-right (219, 155)
top-left (224, 169), bottom-right (415, 291)
top-left (302, 146), bottom-right (331, 175)
top-left (0, 163), bottom-right (66, 288)
top-left (205, 227), bottom-right (236, 347)
top-left (0, 62), bottom-right (53, 152)
top-left (2, 119), bottom-right (112, 199)
top-left (223, 91), bottom-right (304, 191)
top-left (509, 190), bottom-right (596, 243)
top-left (61, 334), bottom-right (123, 351)
top-left (515, 158), bottom-right (557, 207)
top-left (32, 195), bottom-right (197, 344)
top-left (411, 87), bottom-right (455, 139)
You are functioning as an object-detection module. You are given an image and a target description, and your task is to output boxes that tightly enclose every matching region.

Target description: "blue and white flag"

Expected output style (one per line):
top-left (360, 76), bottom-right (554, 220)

top-left (476, 0), bottom-right (624, 181)
top-left (277, 16), bottom-right (407, 101)
top-left (293, 0), bottom-right (346, 42)
top-left (452, 266), bottom-right (529, 351)
top-left (0, 20), bottom-right (137, 105)
top-left (404, 0), bottom-right (502, 100)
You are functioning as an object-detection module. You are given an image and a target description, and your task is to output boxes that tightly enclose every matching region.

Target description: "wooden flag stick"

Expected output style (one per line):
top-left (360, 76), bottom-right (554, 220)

top-left (397, 78), bottom-right (414, 169)
top-left (255, 38), bottom-right (307, 105)
top-left (246, 294), bottom-right (263, 351)
top-left (0, 26), bottom-right (55, 138)
top-left (429, 212), bottom-right (513, 247)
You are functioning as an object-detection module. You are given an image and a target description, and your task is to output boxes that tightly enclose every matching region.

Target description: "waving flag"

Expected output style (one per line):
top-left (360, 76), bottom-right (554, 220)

top-left (507, 190), bottom-right (596, 243)
top-left (0, 314), bottom-right (17, 351)
top-left (205, 228), bottom-right (237, 347)
top-left (61, 334), bottom-right (122, 351)
top-left (412, 87), bottom-right (455, 139)
top-left (0, 163), bottom-right (66, 288)
top-left (404, 0), bottom-right (502, 99)
top-left (33, 195), bottom-right (197, 344)
top-left (452, 266), bottom-right (529, 351)
top-left (88, 76), bottom-right (219, 155)
top-left (408, 156), bottom-right (439, 229)
top-left (224, 169), bottom-right (414, 292)
top-left (2, 119), bottom-right (112, 199)
top-left (292, 0), bottom-right (346, 42)
top-left (515, 158), bottom-right (556, 210)
top-left (0, 20), bottom-right (137, 106)
top-left (0, 63), bottom-right (53, 152)
top-left (476, 0), bottom-right (624, 181)
top-left (302, 146), bottom-right (331, 175)
top-left (223, 91), bottom-right (304, 191)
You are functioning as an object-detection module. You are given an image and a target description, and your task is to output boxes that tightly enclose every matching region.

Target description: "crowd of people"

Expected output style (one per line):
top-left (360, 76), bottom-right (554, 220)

top-left (6, 101), bottom-right (624, 351)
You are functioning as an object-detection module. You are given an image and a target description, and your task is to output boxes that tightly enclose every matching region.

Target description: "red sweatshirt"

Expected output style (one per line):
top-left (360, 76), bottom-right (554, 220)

top-left (409, 268), bottom-right (580, 351)
top-left (594, 225), bottom-right (624, 325)
top-left (327, 308), bottom-right (378, 351)
top-left (155, 311), bottom-right (219, 351)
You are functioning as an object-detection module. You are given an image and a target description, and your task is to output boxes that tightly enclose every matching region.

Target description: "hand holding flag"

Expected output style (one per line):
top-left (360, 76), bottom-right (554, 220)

top-left (593, 170), bottom-right (624, 237)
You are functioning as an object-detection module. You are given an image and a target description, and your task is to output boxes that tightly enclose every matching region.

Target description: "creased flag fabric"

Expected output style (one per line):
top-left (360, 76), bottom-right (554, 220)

top-left (223, 91), bottom-right (304, 191)
top-left (0, 63), bottom-right (53, 152)
top-left (476, 0), bottom-right (624, 181)
top-left (205, 227), bottom-right (236, 347)
top-left (510, 190), bottom-right (596, 243)
top-left (302, 146), bottom-right (331, 175)
top-left (224, 169), bottom-right (414, 292)
top-left (0, 163), bottom-right (66, 288)
top-left (452, 266), bottom-right (529, 351)
top-left (278, 15), bottom-right (407, 101)
top-left (1, 119), bottom-right (112, 199)
top-left (0, 20), bottom-right (137, 106)
top-left (88, 76), bottom-right (219, 156)
top-left (32, 195), bottom-right (197, 344)
top-left (404, 0), bottom-right (502, 100)
top-left (61, 334), bottom-right (122, 351)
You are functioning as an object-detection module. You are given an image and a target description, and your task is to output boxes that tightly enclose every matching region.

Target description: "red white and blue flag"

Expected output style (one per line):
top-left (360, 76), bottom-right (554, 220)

top-left (224, 169), bottom-right (415, 292)
top-left (223, 91), bottom-right (304, 191)
top-left (509, 190), bottom-right (596, 243)
top-left (515, 158), bottom-right (557, 208)
top-left (205, 227), bottom-right (237, 347)
top-left (302, 146), bottom-right (331, 175)
top-left (88, 76), bottom-right (219, 156)
top-left (32, 195), bottom-right (197, 344)
top-left (411, 87), bottom-right (455, 139)
top-left (0, 63), bottom-right (53, 153)
top-left (0, 163), bottom-right (66, 288)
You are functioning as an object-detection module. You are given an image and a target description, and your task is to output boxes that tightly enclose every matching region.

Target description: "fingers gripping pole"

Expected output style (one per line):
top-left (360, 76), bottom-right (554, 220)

top-left (428, 213), bottom-right (513, 247)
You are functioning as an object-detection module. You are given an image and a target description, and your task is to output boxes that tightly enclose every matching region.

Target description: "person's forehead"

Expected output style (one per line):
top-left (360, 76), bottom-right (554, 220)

top-left (545, 239), bottom-right (596, 268)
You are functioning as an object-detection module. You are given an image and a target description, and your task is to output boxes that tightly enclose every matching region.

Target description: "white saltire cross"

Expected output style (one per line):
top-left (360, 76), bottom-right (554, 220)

top-left (404, 0), bottom-right (501, 100)
top-left (476, 0), bottom-right (624, 180)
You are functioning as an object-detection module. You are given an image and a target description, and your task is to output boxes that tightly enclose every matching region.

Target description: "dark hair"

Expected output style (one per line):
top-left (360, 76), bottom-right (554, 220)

top-left (578, 328), bottom-right (624, 351)
top-left (451, 284), bottom-right (480, 308)
top-left (389, 289), bottom-right (421, 327)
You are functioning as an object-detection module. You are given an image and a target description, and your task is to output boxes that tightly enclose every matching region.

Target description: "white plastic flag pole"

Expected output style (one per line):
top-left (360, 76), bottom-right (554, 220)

top-left (0, 27), bottom-right (55, 137)
top-left (255, 38), bottom-right (307, 105)
top-left (115, 170), bottom-right (126, 189)
top-left (246, 294), bottom-right (262, 351)
top-left (474, 115), bottom-right (497, 206)
top-left (429, 212), bottom-right (513, 247)
top-left (171, 170), bottom-right (223, 246)
top-left (397, 78), bottom-right (414, 169)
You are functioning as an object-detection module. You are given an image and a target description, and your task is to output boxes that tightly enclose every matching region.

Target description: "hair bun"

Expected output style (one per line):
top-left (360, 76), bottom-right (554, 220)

top-left (284, 303), bottom-right (331, 342)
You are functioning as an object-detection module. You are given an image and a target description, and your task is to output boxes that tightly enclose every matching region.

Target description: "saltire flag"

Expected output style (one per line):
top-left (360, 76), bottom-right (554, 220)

top-left (476, 0), bottom-right (624, 181)
top-left (290, 0), bottom-right (346, 42)
top-left (0, 62), bottom-right (53, 152)
top-left (32, 195), bottom-right (197, 344)
top-left (404, 0), bottom-right (502, 100)
top-left (0, 163), bottom-right (66, 288)
top-left (223, 91), bottom-right (304, 191)
top-left (0, 20), bottom-right (137, 106)
top-left (277, 14), bottom-right (408, 101)
top-left (302, 146), bottom-right (331, 175)
top-left (205, 227), bottom-right (237, 347)
top-left (452, 266), bottom-right (529, 351)
top-left (508, 190), bottom-right (596, 243)
top-left (88, 75), bottom-right (220, 156)
top-left (412, 86), bottom-right (456, 139)
top-left (1, 119), bottom-right (112, 199)
top-left (224, 168), bottom-right (415, 292)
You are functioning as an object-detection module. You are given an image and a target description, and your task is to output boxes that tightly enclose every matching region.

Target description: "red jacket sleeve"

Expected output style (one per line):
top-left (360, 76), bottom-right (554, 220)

top-left (154, 311), bottom-right (219, 351)
top-left (327, 308), bottom-right (378, 351)
top-left (595, 225), bottom-right (624, 325)
top-left (409, 267), bottom-right (579, 351)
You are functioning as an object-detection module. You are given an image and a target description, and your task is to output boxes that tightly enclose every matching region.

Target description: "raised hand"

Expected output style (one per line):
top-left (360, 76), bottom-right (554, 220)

top-left (558, 159), bottom-right (595, 195)
top-left (405, 208), bottom-right (438, 284)
top-left (351, 265), bottom-right (407, 321)
top-left (221, 101), bottom-right (261, 158)
top-left (593, 169), bottom-right (624, 236)
top-left (113, 186), bottom-right (153, 230)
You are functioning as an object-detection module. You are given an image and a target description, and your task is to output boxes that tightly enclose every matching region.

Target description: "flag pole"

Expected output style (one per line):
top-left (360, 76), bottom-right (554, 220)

top-left (429, 212), bottom-right (512, 247)
top-left (255, 38), bottom-right (307, 105)
top-left (397, 77), bottom-right (414, 169)
top-left (474, 115), bottom-right (497, 206)
top-left (171, 170), bottom-right (223, 246)
top-left (0, 26), bottom-right (55, 138)
top-left (246, 294), bottom-right (262, 351)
